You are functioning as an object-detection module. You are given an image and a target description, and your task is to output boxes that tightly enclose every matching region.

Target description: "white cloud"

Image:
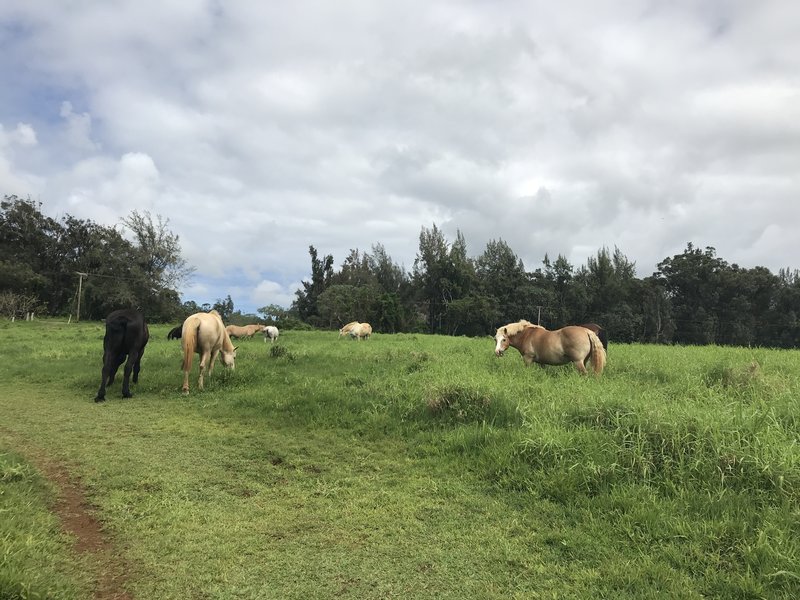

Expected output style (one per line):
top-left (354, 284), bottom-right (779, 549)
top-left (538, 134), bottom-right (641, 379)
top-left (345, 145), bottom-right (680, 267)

top-left (2, 0), bottom-right (799, 311)
top-left (250, 279), bottom-right (297, 311)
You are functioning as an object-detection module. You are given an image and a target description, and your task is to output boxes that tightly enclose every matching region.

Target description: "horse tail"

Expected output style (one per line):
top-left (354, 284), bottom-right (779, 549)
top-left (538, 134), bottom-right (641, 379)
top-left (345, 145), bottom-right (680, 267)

top-left (587, 330), bottom-right (606, 375)
top-left (596, 328), bottom-right (608, 352)
top-left (182, 316), bottom-right (198, 372)
top-left (106, 311), bottom-right (129, 336)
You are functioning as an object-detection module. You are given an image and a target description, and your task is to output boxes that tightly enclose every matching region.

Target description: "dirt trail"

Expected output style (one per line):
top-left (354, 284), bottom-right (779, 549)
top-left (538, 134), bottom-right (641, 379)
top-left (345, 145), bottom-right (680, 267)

top-left (1, 430), bottom-right (133, 600)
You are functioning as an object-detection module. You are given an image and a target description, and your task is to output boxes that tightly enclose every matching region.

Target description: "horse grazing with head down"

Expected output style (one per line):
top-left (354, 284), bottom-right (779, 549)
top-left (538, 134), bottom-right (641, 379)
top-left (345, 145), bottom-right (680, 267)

top-left (95, 308), bottom-right (149, 402)
top-left (339, 321), bottom-right (360, 338)
top-left (349, 322), bottom-right (372, 340)
top-left (263, 325), bottom-right (279, 343)
top-left (225, 324), bottom-right (265, 339)
top-left (182, 310), bottom-right (237, 394)
top-left (494, 320), bottom-right (606, 375)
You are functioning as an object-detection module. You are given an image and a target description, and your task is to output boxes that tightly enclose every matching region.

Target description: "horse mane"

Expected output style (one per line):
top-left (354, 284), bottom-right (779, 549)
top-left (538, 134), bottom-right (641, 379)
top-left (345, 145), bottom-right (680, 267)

top-left (499, 319), bottom-right (537, 336)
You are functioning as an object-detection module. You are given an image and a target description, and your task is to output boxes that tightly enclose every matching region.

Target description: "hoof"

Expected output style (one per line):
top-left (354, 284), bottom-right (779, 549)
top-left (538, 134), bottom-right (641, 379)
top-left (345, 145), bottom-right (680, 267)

top-left (94, 396), bottom-right (106, 403)
top-left (122, 392), bottom-right (133, 399)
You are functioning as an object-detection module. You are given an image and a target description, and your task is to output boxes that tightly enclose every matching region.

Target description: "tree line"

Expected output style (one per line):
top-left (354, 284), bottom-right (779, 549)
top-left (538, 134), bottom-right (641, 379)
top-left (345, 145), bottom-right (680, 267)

top-left (292, 224), bottom-right (800, 348)
top-left (1, 196), bottom-right (192, 322)
top-left (3, 196), bottom-right (799, 347)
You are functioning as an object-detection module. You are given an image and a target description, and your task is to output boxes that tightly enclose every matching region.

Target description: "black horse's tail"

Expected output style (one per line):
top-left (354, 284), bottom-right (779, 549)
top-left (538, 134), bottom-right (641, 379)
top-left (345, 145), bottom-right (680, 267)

top-left (105, 313), bottom-right (130, 349)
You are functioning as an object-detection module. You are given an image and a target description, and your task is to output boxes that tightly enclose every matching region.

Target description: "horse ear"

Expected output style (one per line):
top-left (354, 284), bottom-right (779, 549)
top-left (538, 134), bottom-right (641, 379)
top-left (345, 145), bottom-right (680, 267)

top-left (503, 327), bottom-right (508, 335)
top-left (233, 345), bottom-right (239, 351)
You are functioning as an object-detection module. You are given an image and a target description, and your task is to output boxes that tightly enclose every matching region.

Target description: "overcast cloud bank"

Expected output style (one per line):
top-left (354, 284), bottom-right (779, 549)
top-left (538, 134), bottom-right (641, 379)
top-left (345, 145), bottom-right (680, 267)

top-left (2, 1), bottom-right (798, 313)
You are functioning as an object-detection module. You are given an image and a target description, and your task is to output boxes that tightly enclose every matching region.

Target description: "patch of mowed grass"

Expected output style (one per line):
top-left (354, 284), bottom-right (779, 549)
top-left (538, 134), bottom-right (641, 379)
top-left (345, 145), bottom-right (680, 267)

top-left (1, 320), bottom-right (800, 598)
top-left (0, 449), bottom-right (92, 600)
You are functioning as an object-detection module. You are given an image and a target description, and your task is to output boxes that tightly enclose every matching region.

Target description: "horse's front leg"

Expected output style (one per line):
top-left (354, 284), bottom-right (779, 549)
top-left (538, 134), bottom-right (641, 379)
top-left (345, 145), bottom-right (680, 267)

top-left (198, 351), bottom-right (210, 390)
top-left (121, 350), bottom-right (140, 398)
top-left (208, 349), bottom-right (219, 378)
top-left (132, 346), bottom-right (145, 384)
top-left (120, 353), bottom-right (133, 398)
top-left (523, 353), bottom-right (536, 366)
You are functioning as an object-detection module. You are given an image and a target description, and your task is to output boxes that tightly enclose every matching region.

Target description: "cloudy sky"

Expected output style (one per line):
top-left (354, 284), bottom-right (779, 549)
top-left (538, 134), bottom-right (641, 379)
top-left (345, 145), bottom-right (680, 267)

top-left (2, 1), bottom-right (798, 313)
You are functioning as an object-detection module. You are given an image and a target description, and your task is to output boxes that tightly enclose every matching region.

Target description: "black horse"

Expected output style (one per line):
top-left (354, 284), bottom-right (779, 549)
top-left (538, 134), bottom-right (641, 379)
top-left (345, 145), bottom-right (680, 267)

top-left (166, 324), bottom-right (182, 339)
top-left (95, 309), bottom-right (149, 402)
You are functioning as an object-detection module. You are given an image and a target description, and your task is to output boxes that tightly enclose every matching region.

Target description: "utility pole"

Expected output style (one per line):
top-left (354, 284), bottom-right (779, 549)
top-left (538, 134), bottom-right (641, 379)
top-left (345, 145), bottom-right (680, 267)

top-left (535, 305), bottom-right (543, 325)
top-left (76, 272), bottom-right (88, 321)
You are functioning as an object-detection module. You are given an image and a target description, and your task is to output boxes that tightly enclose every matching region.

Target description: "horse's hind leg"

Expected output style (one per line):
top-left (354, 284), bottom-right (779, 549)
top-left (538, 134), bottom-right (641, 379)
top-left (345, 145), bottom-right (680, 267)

top-left (95, 354), bottom-right (113, 402)
top-left (106, 352), bottom-right (126, 386)
top-left (121, 350), bottom-right (140, 398)
top-left (573, 359), bottom-right (588, 375)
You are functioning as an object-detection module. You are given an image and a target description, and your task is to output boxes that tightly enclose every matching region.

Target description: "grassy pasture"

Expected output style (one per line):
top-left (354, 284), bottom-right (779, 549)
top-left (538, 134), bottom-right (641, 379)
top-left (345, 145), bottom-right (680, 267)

top-left (1, 319), bottom-right (799, 599)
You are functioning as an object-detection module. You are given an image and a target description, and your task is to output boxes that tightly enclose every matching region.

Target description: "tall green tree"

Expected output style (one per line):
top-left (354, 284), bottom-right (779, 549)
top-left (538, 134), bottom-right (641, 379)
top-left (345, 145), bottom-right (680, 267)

top-left (577, 247), bottom-right (639, 342)
top-left (292, 245), bottom-right (334, 325)
top-left (655, 244), bottom-right (727, 344)
top-left (475, 239), bottom-right (530, 327)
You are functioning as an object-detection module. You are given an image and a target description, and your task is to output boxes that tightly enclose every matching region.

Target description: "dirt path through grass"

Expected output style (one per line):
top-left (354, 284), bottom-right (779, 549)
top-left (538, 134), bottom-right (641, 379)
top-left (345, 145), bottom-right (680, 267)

top-left (1, 428), bottom-right (132, 600)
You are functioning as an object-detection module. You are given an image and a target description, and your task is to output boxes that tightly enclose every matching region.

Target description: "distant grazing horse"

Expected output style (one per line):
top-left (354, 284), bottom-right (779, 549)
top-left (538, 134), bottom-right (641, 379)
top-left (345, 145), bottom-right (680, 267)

top-left (339, 321), bottom-right (360, 338)
top-left (578, 322), bottom-right (608, 351)
top-left (494, 320), bottom-right (606, 375)
top-left (225, 323), bottom-right (265, 339)
top-left (167, 324), bottom-right (182, 340)
top-left (95, 308), bottom-right (149, 402)
top-left (349, 322), bottom-right (372, 340)
top-left (182, 310), bottom-right (237, 394)
top-left (263, 325), bottom-right (279, 343)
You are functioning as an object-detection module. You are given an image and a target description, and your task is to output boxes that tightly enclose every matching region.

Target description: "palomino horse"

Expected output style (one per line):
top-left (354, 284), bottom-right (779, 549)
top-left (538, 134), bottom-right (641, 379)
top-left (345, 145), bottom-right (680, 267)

top-left (349, 322), bottom-right (372, 340)
top-left (182, 310), bottom-right (237, 394)
top-left (494, 320), bottom-right (606, 375)
top-left (225, 323), bottom-right (265, 339)
top-left (339, 321), bottom-right (360, 338)
top-left (263, 325), bottom-right (279, 343)
top-left (95, 308), bottom-right (149, 401)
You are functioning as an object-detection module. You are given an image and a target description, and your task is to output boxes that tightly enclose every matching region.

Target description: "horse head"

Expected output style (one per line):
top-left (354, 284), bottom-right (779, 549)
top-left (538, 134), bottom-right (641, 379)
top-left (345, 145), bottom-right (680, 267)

top-left (494, 327), bottom-right (510, 357)
top-left (221, 346), bottom-right (238, 370)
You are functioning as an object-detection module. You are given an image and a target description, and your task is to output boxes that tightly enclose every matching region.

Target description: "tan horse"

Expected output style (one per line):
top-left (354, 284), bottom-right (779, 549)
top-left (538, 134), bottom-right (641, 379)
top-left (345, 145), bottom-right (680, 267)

top-left (182, 310), bottom-right (237, 394)
top-left (494, 320), bottom-right (606, 375)
top-left (339, 321), bottom-right (360, 338)
top-left (225, 323), bottom-right (265, 339)
top-left (349, 322), bottom-right (372, 340)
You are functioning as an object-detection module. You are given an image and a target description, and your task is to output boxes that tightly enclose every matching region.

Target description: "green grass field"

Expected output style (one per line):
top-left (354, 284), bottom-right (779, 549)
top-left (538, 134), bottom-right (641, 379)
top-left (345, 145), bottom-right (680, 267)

top-left (1, 319), bottom-right (799, 599)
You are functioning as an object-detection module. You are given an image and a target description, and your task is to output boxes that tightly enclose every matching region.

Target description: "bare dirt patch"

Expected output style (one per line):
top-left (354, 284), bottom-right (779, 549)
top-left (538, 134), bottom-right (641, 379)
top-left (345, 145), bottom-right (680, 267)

top-left (1, 429), bottom-right (133, 600)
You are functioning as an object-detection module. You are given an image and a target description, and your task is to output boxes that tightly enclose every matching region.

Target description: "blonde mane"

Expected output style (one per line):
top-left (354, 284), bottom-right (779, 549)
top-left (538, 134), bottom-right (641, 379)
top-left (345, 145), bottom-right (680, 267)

top-left (498, 319), bottom-right (538, 337)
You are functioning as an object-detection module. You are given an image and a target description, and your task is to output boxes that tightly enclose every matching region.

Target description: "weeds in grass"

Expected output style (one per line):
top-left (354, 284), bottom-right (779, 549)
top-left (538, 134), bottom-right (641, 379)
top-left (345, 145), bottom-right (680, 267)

top-left (268, 344), bottom-right (294, 361)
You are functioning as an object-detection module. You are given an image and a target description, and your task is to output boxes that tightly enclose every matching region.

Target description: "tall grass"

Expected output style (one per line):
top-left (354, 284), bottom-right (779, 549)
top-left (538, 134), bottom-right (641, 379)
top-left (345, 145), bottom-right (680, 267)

top-left (1, 320), bottom-right (799, 598)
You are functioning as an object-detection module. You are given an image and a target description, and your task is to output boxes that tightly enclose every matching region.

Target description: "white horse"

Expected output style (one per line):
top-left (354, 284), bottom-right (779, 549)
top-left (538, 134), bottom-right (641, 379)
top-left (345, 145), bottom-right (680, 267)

top-left (349, 322), bottom-right (372, 340)
top-left (263, 325), bottom-right (279, 343)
